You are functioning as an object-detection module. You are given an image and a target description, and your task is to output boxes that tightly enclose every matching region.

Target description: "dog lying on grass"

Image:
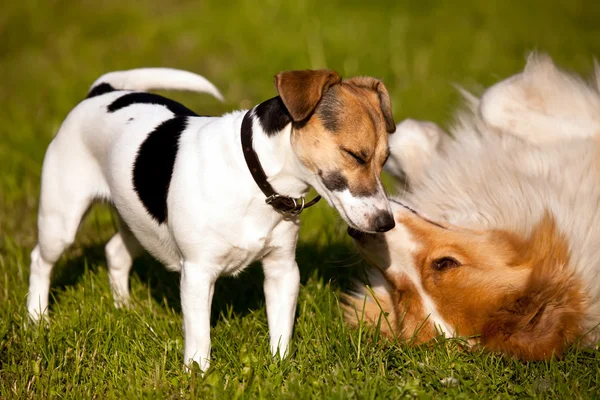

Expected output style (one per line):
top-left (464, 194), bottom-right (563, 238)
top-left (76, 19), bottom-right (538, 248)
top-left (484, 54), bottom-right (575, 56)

top-left (27, 67), bottom-right (397, 371)
top-left (346, 54), bottom-right (600, 360)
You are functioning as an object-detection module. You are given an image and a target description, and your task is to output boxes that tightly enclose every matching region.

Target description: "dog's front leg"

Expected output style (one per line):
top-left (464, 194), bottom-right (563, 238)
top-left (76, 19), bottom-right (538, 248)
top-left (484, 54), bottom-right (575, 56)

top-left (261, 250), bottom-right (300, 358)
top-left (181, 261), bottom-right (217, 372)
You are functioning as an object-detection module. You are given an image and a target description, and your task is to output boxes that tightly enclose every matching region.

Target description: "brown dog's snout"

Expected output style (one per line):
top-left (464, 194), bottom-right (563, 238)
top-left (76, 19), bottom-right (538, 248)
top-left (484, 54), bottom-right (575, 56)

top-left (374, 211), bottom-right (395, 232)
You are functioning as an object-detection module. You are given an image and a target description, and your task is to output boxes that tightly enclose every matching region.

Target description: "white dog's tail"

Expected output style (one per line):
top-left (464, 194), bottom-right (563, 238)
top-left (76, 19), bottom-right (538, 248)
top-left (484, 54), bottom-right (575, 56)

top-left (88, 68), bottom-right (224, 101)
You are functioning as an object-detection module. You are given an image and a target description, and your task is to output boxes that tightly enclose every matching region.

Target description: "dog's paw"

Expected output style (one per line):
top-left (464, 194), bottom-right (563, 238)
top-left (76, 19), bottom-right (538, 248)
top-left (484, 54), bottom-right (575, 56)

top-left (385, 119), bottom-right (444, 184)
top-left (25, 308), bottom-right (50, 329)
top-left (112, 295), bottom-right (131, 310)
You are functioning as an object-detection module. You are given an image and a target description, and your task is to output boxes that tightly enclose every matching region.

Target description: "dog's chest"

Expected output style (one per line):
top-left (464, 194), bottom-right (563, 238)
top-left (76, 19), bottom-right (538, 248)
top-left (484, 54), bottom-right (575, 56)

top-left (217, 222), bottom-right (276, 275)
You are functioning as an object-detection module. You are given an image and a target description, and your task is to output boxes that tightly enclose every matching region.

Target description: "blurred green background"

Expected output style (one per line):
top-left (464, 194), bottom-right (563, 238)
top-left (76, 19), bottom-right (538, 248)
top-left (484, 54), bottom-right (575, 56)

top-left (1, 0), bottom-right (600, 398)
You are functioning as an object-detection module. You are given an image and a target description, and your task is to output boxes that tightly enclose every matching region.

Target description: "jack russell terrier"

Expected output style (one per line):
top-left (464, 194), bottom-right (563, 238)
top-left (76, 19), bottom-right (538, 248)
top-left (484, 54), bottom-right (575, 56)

top-left (27, 67), bottom-right (397, 370)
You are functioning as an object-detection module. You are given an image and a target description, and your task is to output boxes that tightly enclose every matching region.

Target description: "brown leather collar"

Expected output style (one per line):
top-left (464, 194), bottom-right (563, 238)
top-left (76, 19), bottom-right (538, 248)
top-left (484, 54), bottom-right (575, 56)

top-left (241, 111), bottom-right (321, 215)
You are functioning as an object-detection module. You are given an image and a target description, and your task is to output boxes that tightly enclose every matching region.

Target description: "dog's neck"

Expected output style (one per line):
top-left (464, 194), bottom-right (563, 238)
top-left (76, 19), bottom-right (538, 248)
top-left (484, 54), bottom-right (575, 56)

top-left (245, 97), bottom-right (312, 199)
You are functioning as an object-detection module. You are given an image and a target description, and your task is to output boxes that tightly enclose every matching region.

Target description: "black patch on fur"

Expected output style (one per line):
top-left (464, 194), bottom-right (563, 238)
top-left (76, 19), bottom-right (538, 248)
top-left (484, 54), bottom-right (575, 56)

top-left (86, 83), bottom-right (116, 98)
top-left (319, 170), bottom-right (349, 192)
top-left (108, 92), bottom-right (198, 116)
top-left (133, 117), bottom-right (188, 223)
top-left (317, 92), bottom-right (342, 132)
top-left (254, 96), bottom-right (292, 136)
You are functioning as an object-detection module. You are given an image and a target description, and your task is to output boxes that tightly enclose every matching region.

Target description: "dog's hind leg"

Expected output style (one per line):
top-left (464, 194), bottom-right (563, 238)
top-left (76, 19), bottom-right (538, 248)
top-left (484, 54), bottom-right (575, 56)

top-left (27, 191), bottom-right (95, 322)
top-left (480, 53), bottom-right (600, 144)
top-left (385, 119), bottom-right (444, 186)
top-left (105, 218), bottom-right (142, 307)
top-left (27, 136), bottom-right (107, 321)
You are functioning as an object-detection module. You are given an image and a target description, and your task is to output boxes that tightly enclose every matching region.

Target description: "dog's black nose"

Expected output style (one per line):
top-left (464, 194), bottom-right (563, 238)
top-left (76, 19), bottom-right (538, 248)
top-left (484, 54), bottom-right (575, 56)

top-left (374, 211), bottom-right (395, 232)
top-left (347, 227), bottom-right (365, 240)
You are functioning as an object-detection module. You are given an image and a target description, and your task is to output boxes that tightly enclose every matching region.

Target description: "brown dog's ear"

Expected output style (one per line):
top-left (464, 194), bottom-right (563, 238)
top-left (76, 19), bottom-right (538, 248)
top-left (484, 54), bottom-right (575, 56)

top-left (274, 70), bottom-right (341, 122)
top-left (344, 77), bottom-right (396, 133)
top-left (480, 260), bottom-right (584, 361)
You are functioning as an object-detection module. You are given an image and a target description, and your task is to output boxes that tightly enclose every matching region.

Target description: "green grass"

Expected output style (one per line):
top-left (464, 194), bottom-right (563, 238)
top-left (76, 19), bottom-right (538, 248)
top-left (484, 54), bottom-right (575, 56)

top-left (2, 0), bottom-right (600, 397)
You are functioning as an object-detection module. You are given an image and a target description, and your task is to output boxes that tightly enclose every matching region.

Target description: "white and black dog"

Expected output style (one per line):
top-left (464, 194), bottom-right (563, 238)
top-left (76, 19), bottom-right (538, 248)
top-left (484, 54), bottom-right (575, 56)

top-left (27, 68), bottom-right (397, 370)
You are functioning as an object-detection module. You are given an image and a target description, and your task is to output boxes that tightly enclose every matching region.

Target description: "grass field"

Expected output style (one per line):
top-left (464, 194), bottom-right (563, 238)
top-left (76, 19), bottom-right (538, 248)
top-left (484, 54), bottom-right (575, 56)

top-left (2, 0), bottom-right (600, 398)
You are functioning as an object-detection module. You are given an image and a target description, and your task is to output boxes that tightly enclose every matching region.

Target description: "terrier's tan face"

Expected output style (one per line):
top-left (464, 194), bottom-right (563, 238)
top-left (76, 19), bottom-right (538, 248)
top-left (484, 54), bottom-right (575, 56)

top-left (275, 70), bottom-right (396, 232)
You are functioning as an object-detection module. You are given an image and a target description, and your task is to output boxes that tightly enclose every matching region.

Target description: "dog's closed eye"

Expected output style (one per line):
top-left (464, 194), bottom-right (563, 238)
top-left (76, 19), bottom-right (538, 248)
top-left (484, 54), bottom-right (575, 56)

top-left (341, 147), bottom-right (367, 165)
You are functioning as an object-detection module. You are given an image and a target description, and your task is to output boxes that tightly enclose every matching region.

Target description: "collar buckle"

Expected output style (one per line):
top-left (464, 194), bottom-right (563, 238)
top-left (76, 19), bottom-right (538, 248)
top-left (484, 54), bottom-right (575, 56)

top-left (242, 110), bottom-right (320, 216)
top-left (265, 194), bottom-right (306, 216)
top-left (265, 194), bottom-right (282, 205)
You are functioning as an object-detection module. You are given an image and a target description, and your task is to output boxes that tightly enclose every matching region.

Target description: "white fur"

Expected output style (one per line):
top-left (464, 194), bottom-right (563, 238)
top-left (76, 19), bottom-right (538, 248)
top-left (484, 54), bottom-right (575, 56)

top-left (479, 53), bottom-right (600, 144)
top-left (90, 68), bottom-right (225, 101)
top-left (385, 118), bottom-right (443, 185)
top-left (364, 54), bottom-right (600, 345)
top-left (27, 68), bottom-right (391, 372)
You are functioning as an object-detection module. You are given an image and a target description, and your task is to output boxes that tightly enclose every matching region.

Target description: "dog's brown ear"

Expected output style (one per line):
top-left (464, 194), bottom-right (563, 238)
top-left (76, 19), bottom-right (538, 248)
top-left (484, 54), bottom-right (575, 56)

top-left (345, 77), bottom-right (396, 133)
top-left (480, 258), bottom-right (584, 361)
top-left (275, 70), bottom-right (341, 122)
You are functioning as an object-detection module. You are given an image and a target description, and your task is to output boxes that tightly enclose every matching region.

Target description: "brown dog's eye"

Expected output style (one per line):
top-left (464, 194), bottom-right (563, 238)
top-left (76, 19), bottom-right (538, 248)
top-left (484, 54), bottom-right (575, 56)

top-left (432, 257), bottom-right (460, 271)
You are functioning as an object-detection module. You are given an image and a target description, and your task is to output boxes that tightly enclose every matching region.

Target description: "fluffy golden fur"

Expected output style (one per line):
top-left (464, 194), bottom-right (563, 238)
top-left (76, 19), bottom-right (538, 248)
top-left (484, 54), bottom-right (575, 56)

top-left (345, 54), bottom-right (600, 360)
